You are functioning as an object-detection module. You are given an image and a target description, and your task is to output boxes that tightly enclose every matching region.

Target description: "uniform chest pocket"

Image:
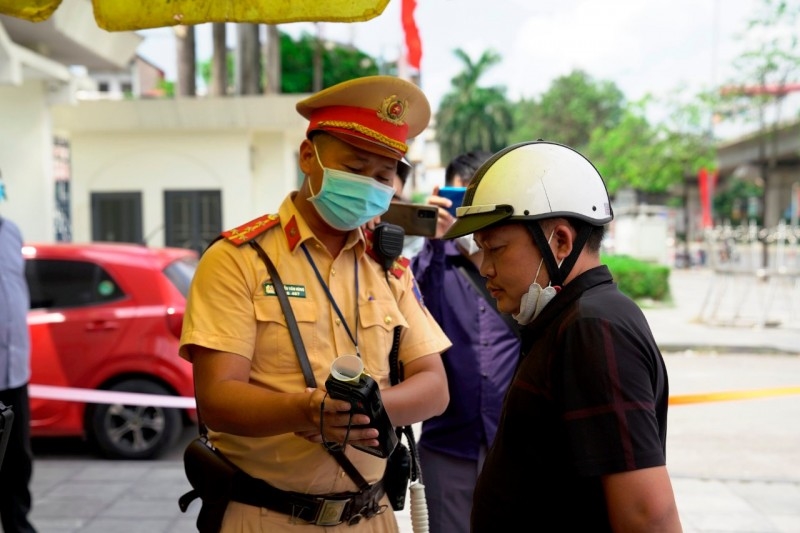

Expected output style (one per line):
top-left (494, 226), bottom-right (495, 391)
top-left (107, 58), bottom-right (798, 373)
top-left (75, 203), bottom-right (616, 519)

top-left (253, 297), bottom-right (318, 374)
top-left (357, 299), bottom-right (409, 379)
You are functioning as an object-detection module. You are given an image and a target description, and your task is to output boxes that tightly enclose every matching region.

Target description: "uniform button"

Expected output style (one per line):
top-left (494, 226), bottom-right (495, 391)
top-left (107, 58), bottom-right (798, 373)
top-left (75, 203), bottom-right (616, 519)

top-left (335, 318), bottom-right (341, 326)
top-left (384, 316), bottom-right (393, 325)
top-left (482, 341), bottom-right (489, 346)
top-left (480, 306), bottom-right (486, 312)
top-left (482, 373), bottom-right (488, 378)
top-left (331, 268), bottom-right (336, 276)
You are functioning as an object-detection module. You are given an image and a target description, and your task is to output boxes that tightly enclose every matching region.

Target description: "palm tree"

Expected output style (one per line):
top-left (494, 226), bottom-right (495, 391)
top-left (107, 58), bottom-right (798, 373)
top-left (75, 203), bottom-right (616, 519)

top-left (435, 49), bottom-right (513, 164)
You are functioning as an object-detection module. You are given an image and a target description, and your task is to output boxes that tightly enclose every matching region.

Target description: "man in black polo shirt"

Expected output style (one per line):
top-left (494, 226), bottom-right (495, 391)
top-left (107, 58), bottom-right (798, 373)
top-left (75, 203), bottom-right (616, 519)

top-left (443, 140), bottom-right (682, 532)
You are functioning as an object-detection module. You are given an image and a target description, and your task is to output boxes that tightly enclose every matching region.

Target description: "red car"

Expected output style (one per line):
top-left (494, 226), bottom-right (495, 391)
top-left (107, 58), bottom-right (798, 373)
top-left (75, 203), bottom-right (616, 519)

top-left (24, 242), bottom-right (198, 459)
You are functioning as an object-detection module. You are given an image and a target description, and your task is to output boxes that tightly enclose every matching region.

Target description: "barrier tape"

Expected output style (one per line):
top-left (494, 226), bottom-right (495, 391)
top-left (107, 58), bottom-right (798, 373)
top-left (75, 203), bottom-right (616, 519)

top-left (28, 384), bottom-right (800, 409)
top-left (29, 385), bottom-right (196, 409)
top-left (669, 386), bottom-right (800, 405)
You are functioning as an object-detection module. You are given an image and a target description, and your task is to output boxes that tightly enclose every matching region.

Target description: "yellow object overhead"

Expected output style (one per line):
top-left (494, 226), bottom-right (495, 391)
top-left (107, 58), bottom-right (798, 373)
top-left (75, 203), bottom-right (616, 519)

top-left (0, 0), bottom-right (62, 22)
top-left (0, 0), bottom-right (390, 30)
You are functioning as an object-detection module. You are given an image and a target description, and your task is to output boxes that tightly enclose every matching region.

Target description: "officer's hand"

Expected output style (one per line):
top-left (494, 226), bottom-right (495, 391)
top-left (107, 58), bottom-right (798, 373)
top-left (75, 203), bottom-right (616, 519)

top-left (427, 185), bottom-right (455, 239)
top-left (294, 388), bottom-right (380, 448)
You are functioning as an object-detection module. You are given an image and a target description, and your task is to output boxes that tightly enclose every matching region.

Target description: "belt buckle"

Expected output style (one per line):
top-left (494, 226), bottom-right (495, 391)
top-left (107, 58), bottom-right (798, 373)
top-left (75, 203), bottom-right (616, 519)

top-left (315, 497), bottom-right (349, 526)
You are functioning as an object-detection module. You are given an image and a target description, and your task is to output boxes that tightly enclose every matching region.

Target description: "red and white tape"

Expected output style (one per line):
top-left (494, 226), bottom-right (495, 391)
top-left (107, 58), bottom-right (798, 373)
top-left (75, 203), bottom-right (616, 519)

top-left (28, 384), bottom-right (800, 409)
top-left (29, 384), bottom-right (196, 409)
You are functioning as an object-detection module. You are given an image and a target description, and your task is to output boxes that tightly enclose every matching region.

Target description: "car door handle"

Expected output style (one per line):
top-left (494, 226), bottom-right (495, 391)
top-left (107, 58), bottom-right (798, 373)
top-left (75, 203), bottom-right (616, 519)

top-left (85, 321), bottom-right (120, 331)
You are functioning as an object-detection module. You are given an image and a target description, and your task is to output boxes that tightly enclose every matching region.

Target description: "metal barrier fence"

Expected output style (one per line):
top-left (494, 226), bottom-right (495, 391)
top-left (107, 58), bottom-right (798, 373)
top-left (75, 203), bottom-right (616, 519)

top-left (698, 221), bottom-right (800, 328)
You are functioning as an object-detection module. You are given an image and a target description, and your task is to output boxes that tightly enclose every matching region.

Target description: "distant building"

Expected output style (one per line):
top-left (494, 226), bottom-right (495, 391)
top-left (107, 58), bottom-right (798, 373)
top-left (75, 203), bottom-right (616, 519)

top-left (84, 55), bottom-right (166, 100)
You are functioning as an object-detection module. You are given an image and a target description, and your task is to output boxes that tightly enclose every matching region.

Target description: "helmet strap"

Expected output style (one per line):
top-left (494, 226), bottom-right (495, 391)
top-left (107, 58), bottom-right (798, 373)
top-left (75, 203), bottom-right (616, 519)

top-left (527, 222), bottom-right (592, 287)
top-left (559, 225), bottom-right (592, 283)
top-left (527, 223), bottom-right (563, 286)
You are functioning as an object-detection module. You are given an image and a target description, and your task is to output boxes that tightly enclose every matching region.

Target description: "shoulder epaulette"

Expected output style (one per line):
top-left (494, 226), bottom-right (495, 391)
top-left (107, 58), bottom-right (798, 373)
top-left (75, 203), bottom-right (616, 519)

top-left (387, 255), bottom-right (411, 280)
top-left (221, 213), bottom-right (281, 245)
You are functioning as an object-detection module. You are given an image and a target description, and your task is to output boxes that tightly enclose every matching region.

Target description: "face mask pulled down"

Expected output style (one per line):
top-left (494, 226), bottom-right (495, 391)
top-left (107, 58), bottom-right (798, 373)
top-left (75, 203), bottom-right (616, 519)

top-left (512, 230), bottom-right (562, 325)
top-left (309, 146), bottom-right (395, 231)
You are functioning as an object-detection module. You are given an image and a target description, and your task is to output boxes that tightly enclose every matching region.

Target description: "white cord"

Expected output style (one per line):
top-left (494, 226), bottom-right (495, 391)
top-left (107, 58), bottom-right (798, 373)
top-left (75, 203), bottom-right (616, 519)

top-left (409, 481), bottom-right (429, 533)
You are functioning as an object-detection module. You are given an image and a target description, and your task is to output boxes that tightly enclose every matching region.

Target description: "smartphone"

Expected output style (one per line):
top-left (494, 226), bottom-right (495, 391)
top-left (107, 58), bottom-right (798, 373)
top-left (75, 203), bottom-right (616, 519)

top-left (380, 203), bottom-right (438, 237)
top-left (438, 186), bottom-right (466, 216)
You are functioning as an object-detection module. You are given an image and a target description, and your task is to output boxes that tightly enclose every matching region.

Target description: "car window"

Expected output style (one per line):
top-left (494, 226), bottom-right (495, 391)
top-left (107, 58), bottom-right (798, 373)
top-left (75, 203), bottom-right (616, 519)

top-left (25, 258), bottom-right (125, 309)
top-left (162, 256), bottom-right (198, 298)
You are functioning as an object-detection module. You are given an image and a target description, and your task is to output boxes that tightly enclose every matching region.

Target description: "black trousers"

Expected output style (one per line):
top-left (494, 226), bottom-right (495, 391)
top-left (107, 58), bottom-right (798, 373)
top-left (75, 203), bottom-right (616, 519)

top-left (0, 384), bottom-right (37, 533)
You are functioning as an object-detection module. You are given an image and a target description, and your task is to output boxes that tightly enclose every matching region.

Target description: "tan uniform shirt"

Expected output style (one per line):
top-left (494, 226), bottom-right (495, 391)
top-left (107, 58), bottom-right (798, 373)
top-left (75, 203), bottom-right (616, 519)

top-left (180, 194), bottom-right (450, 498)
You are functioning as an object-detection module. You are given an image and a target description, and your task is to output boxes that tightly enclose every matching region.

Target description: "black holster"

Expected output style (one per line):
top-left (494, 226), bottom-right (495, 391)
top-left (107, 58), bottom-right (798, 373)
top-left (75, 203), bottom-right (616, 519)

top-left (179, 437), bottom-right (241, 533)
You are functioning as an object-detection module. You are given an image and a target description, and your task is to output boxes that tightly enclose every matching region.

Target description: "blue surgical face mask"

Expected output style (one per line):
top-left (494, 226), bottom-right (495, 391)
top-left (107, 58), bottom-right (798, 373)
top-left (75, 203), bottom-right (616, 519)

top-left (308, 145), bottom-right (395, 231)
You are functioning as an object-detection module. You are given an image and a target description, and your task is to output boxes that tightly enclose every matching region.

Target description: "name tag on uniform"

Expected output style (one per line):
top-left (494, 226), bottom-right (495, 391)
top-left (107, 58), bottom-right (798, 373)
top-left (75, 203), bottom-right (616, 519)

top-left (263, 282), bottom-right (306, 298)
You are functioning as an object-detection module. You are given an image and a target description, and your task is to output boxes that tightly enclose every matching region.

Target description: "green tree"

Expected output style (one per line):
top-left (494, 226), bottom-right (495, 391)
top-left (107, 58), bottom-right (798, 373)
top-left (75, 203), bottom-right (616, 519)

top-left (510, 70), bottom-right (625, 150)
top-left (586, 90), bottom-right (716, 195)
top-left (199, 53), bottom-right (235, 94)
top-left (586, 99), bottom-right (661, 194)
top-left (435, 49), bottom-right (513, 164)
top-left (713, 179), bottom-right (764, 225)
top-left (717, 0), bottom-right (800, 226)
top-left (198, 31), bottom-right (380, 95)
top-left (280, 32), bottom-right (380, 93)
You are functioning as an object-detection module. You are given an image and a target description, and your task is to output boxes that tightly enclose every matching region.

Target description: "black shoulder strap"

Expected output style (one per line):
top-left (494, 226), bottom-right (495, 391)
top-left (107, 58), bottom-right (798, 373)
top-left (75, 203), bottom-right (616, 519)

top-left (248, 240), bottom-right (369, 491)
top-left (248, 241), bottom-right (316, 388)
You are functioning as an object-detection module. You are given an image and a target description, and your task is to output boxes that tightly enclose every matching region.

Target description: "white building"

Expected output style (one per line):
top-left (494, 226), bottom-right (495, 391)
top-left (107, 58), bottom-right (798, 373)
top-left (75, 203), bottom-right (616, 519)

top-left (1, 0), bottom-right (308, 253)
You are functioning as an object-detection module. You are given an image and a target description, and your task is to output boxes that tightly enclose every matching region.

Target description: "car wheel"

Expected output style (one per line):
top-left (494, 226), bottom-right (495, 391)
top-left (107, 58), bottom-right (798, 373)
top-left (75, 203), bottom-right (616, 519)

top-left (85, 379), bottom-right (182, 460)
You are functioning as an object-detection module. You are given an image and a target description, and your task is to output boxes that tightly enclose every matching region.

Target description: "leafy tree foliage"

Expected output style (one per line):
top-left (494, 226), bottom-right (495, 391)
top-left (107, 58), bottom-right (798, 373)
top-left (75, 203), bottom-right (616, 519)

top-left (586, 101), bottom-right (661, 194)
top-left (280, 32), bottom-right (380, 93)
top-left (435, 49), bottom-right (513, 164)
top-left (718, 0), bottom-right (800, 124)
top-left (713, 179), bottom-right (764, 225)
top-left (199, 52), bottom-right (235, 93)
top-left (587, 91), bottom-right (716, 195)
top-left (510, 70), bottom-right (625, 150)
top-left (198, 31), bottom-right (380, 94)
top-left (715, 0), bottom-right (800, 226)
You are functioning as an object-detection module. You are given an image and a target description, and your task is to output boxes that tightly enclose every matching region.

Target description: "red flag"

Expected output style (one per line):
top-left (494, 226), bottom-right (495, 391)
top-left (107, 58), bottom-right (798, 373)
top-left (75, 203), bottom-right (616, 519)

top-left (401, 0), bottom-right (422, 70)
top-left (698, 168), bottom-right (718, 228)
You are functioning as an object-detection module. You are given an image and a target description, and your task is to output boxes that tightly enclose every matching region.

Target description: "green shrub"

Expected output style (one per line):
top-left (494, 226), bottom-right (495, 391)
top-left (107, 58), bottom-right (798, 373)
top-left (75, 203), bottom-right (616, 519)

top-left (601, 255), bottom-right (671, 302)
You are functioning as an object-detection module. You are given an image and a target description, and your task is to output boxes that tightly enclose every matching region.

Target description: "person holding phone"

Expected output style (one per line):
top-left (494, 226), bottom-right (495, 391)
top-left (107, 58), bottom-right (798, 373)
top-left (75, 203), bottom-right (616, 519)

top-left (410, 151), bottom-right (520, 533)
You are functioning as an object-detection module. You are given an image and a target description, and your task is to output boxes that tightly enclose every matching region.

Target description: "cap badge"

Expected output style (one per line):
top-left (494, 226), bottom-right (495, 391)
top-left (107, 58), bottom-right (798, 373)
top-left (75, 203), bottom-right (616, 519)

top-left (378, 95), bottom-right (408, 126)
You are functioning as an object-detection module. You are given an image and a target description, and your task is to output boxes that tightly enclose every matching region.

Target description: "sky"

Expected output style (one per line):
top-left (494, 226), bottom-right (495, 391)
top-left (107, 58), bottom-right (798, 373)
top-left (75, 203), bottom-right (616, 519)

top-left (136, 0), bottom-right (783, 138)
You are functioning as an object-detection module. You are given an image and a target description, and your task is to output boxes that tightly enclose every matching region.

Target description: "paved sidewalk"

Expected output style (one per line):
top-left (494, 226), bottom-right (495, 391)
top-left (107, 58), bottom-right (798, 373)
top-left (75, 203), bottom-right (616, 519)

top-left (25, 267), bottom-right (800, 532)
top-left (642, 268), bottom-right (799, 355)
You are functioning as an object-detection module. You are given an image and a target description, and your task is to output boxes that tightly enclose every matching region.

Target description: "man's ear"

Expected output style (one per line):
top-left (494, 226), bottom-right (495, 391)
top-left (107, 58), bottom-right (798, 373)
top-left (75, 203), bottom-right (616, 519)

top-left (298, 138), bottom-right (316, 176)
top-left (552, 221), bottom-right (575, 262)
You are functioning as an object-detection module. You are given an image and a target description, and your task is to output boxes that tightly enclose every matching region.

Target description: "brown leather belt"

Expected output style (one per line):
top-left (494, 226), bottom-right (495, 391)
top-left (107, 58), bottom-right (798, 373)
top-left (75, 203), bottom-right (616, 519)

top-left (230, 475), bottom-right (386, 526)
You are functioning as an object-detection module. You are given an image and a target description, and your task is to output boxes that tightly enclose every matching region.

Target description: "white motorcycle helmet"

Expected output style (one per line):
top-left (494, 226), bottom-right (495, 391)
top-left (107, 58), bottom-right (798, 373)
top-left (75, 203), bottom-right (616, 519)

top-left (442, 140), bottom-right (613, 286)
top-left (443, 140), bottom-right (612, 239)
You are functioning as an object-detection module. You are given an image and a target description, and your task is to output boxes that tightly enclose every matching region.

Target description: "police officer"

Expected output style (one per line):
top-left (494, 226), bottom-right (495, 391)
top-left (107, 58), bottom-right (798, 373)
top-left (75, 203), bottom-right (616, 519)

top-left (179, 76), bottom-right (450, 532)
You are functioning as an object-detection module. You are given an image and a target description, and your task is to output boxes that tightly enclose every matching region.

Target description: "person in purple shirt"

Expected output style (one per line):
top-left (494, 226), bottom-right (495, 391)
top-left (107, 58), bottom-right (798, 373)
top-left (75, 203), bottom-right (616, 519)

top-left (410, 151), bottom-right (520, 533)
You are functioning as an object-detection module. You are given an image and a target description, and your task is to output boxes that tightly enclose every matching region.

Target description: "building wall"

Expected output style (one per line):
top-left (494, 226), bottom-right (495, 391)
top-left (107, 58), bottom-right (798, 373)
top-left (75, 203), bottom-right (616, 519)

top-left (0, 80), bottom-right (56, 243)
top-left (51, 96), bottom-right (308, 245)
top-left (66, 128), bottom-right (304, 245)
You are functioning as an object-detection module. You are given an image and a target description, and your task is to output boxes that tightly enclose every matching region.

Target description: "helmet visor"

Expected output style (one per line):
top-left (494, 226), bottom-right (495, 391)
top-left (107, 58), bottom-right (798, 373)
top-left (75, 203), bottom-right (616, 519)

top-left (442, 204), bottom-right (514, 239)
